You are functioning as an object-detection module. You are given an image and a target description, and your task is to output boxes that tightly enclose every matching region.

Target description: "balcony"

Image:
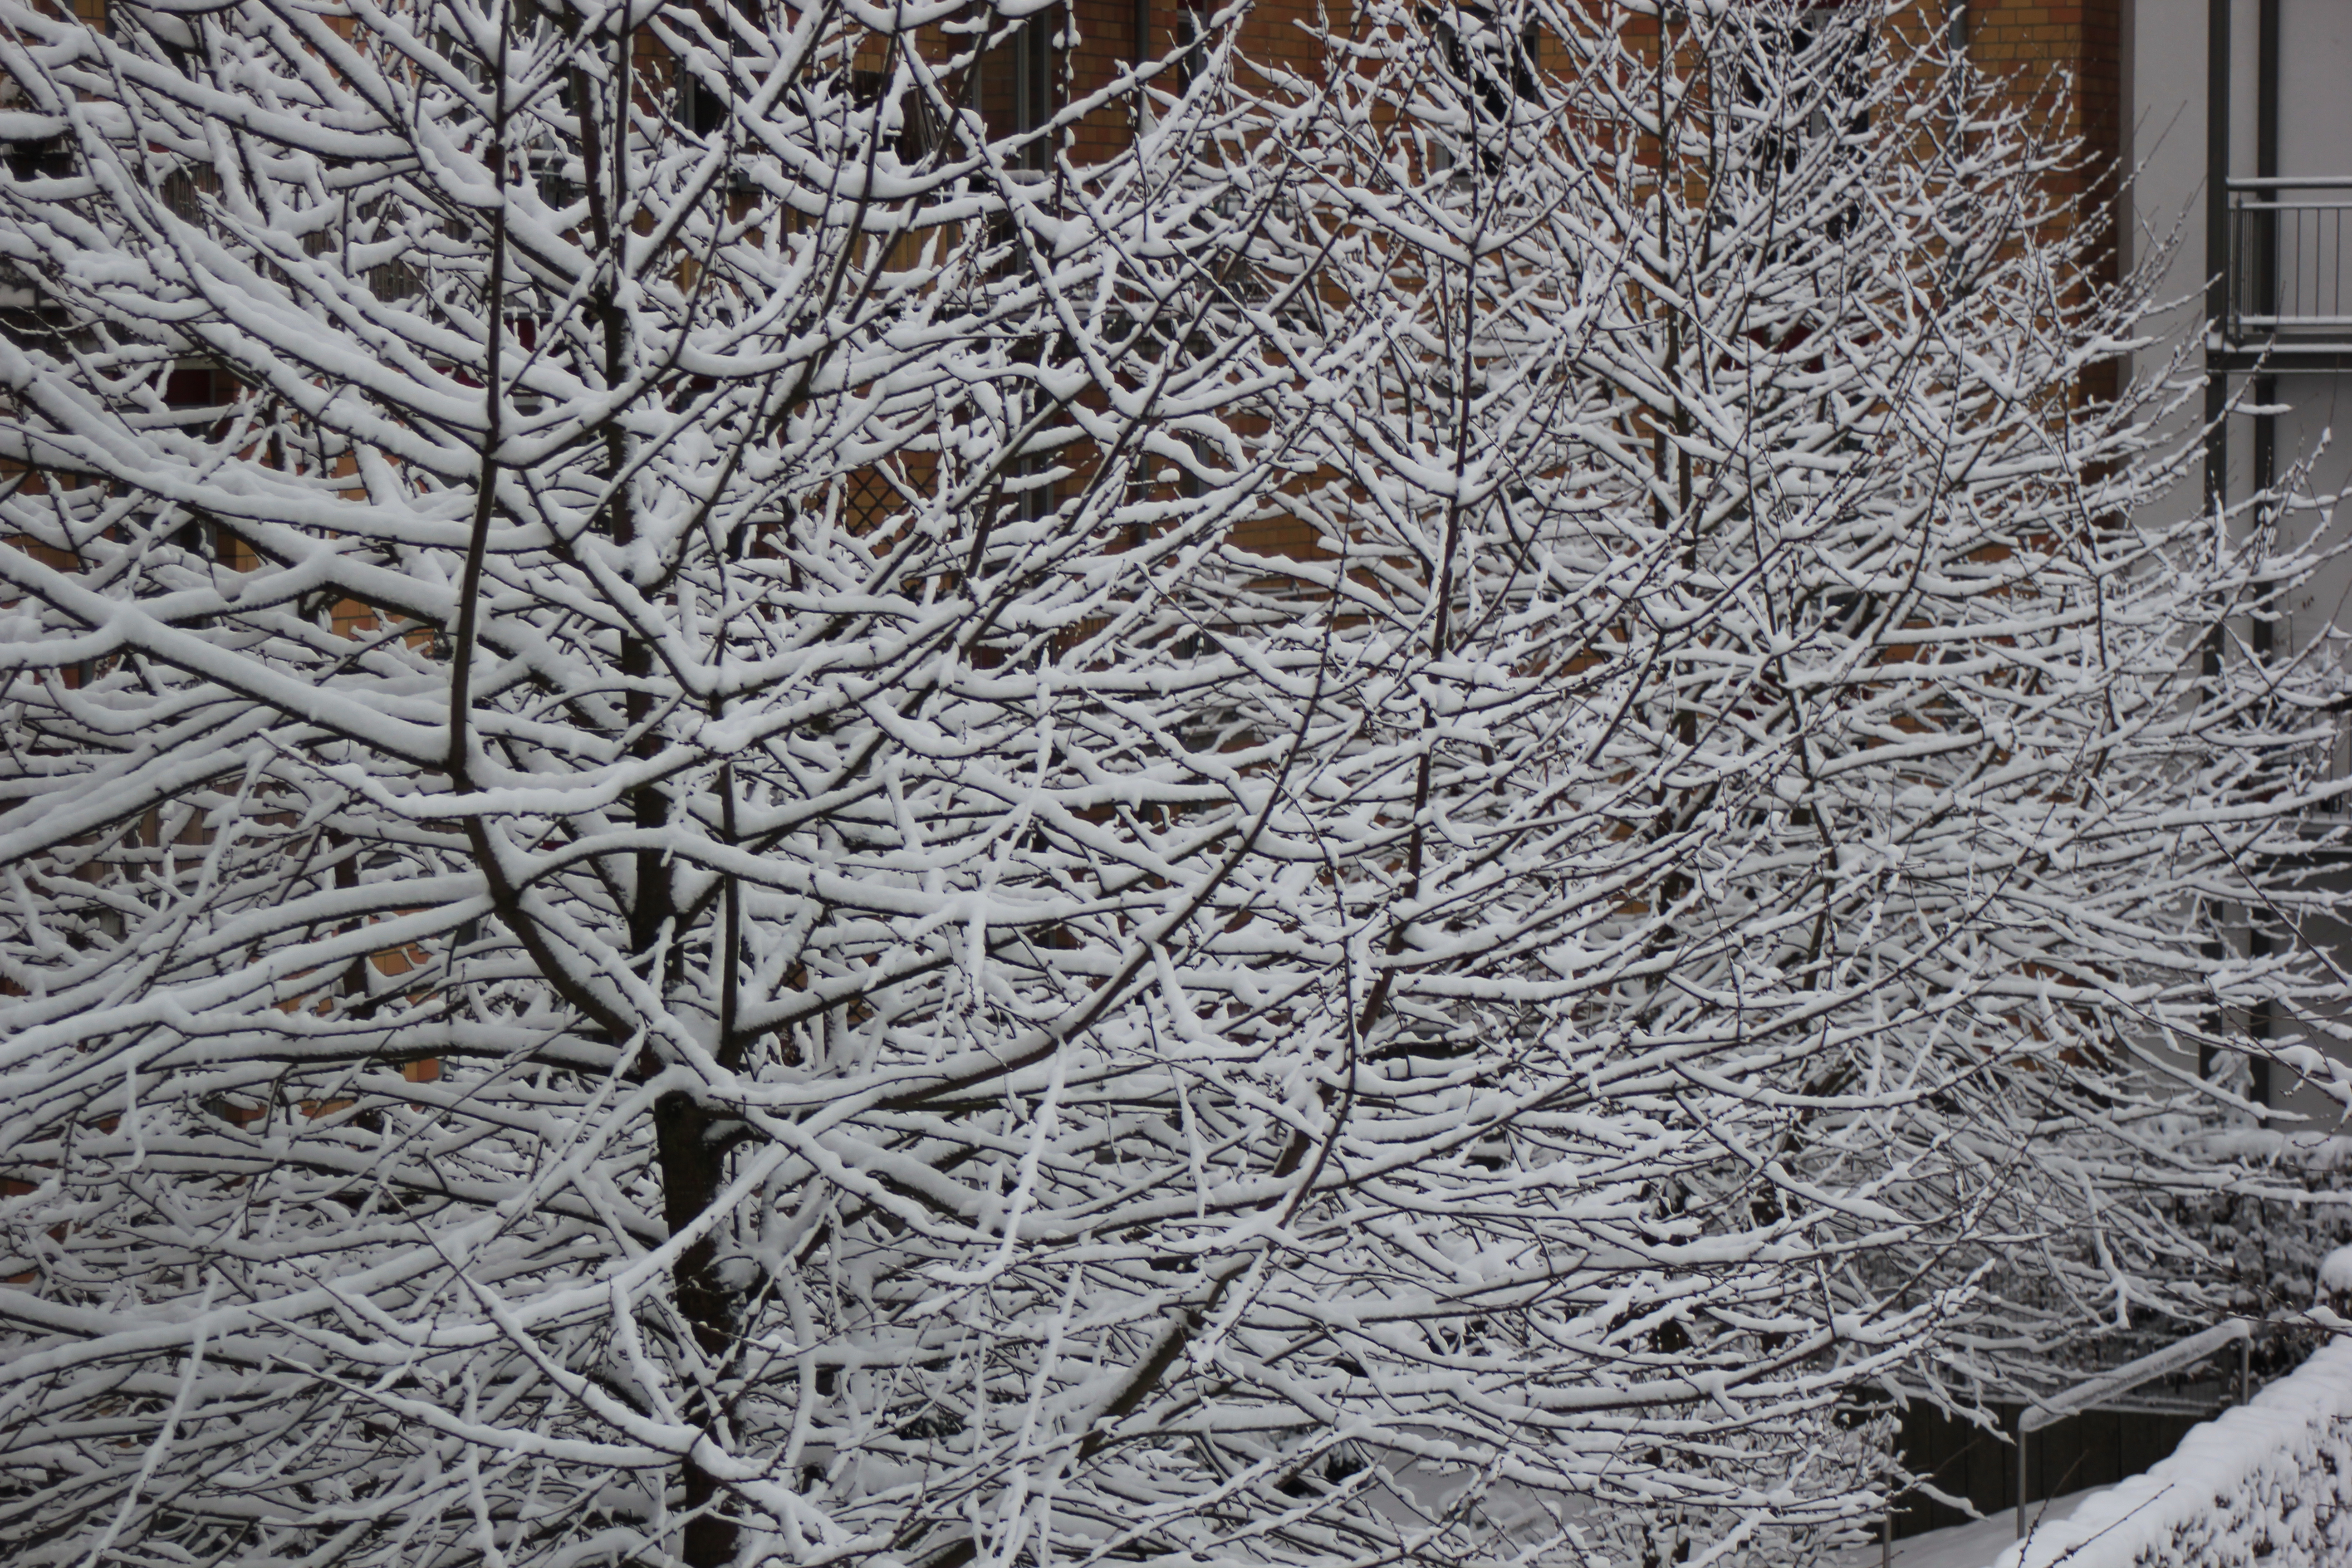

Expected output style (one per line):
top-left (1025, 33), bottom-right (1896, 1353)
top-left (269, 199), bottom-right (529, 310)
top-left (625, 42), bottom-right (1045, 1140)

top-left (2219, 176), bottom-right (2352, 370)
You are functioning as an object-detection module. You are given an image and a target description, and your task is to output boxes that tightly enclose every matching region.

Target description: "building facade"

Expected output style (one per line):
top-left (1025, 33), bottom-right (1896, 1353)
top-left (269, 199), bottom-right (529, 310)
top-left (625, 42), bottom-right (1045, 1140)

top-left (2127, 0), bottom-right (2352, 1128)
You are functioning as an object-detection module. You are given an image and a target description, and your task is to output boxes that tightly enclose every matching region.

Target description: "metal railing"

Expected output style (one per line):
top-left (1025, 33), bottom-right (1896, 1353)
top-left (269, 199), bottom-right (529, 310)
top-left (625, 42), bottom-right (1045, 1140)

top-left (2226, 176), bottom-right (2352, 345)
top-left (2014, 1319), bottom-right (2255, 1540)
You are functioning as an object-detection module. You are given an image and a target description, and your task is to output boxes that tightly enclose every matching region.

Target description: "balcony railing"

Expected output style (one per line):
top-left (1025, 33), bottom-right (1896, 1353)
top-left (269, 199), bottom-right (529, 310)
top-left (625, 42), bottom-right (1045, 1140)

top-left (2225, 176), bottom-right (2352, 352)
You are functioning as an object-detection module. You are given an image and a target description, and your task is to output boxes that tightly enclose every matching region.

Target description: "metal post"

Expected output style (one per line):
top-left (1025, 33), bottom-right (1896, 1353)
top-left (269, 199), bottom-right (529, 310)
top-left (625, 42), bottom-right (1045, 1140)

top-left (2247, 1), bottom-right (2281, 1114)
top-left (2203, 0), bottom-right (2232, 549)
top-left (2200, 0), bottom-right (2232, 1092)
top-left (2241, 1335), bottom-right (2253, 1404)
top-left (2014, 1412), bottom-right (2027, 1541)
top-left (1882, 1511), bottom-right (1892, 1568)
top-left (2208, 0), bottom-right (2233, 351)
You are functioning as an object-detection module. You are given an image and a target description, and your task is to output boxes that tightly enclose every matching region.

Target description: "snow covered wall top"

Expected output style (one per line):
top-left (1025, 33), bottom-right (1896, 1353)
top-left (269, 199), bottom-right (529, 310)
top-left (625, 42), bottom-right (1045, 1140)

top-left (1987, 1335), bottom-right (2352, 1568)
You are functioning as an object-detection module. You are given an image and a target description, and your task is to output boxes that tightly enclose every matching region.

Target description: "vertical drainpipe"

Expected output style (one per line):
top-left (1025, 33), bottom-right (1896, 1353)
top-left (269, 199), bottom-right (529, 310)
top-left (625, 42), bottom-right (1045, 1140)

top-left (2247, 0), bottom-right (2278, 1111)
top-left (2250, 0), bottom-right (2279, 549)
top-left (2205, 0), bottom-right (2232, 490)
top-left (2205, 0), bottom-right (2233, 510)
top-left (1135, 0), bottom-right (1151, 135)
top-left (2200, 0), bottom-right (2231, 1089)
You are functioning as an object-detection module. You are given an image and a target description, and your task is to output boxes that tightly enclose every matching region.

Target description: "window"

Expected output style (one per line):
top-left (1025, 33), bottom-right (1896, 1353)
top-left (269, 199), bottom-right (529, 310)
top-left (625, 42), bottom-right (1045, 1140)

top-left (163, 363), bottom-right (235, 412)
top-left (5, 136), bottom-right (71, 182)
top-left (849, 69), bottom-right (939, 168)
top-left (686, 68), bottom-right (727, 138)
top-left (1418, 2), bottom-right (1539, 175)
top-left (1740, 3), bottom-right (1870, 182)
top-left (161, 166), bottom-right (219, 224)
top-left (1734, 2), bottom-right (1871, 250)
top-left (1013, 5), bottom-right (1058, 166)
top-left (1173, 1), bottom-right (1210, 94)
top-left (980, 4), bottom-right (1061, 168)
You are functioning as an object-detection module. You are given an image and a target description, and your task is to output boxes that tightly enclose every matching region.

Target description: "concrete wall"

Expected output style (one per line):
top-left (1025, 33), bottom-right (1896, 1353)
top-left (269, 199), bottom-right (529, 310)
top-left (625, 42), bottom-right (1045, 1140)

top-left (2127, 0), bottom-right (2352, 1128)
top-left (2127, 0), bottom-right (2352, 656)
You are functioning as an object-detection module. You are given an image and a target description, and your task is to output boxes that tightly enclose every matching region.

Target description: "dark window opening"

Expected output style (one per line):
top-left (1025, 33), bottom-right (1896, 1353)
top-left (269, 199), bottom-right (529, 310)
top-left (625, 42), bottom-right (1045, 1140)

top-left (1014, 7), bottom-right (1057, 164)
top-left (979, 5), bottom-right (1062, 167)
top-left (530, 152), bottom-right (581, 209)
top-left (685, 2), bottom-right (761, 141)
top-left (1173, 2), bottom-right (1210, 93)
top-left (1736, 5), bottom-right (1871, 253)
top-left (1419, 2), bottom-right (1540, 175)
top-left (162, 365), bottom-right (240, 446)
top-left (369, 259), bottom-right (421, 304)
top-left (6, 137), bottom-right (72, 182)
top-left (849, 69), bottom-right (940, 167)
top-left (1007, 448), bottom-right (1058, 526)
top-left (159, 166), bottom-right (219, 225)
top-left (686, 71), bottom-right (727, 138)
top-left (432, 29), bottom-right (490, 89)
top-left (1741, 7), bottom-right (1871, 178)
top-left (163, 365), bottom-right (235, 410)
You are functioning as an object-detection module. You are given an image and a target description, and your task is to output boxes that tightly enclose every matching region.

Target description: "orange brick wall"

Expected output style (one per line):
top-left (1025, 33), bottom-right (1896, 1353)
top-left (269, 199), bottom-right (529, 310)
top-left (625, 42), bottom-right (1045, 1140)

top-left (1043, 0), bottom-right (2130, 554)
top-left (1056, 0), bottom-right (2122, 304)
top-left (1964, 0), bottom-right (2125, 388)
top-left (1967, 0), bottom-right (2124, 180)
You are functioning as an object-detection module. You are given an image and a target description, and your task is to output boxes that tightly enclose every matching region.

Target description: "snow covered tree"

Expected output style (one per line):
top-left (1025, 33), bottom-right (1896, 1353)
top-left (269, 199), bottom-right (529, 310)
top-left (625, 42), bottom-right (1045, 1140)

top-left (0, 0), bottom-right (1318, 1563)
top-left (1200, 0), bottom-right (2352, 1560)
top-left (0, 1), bottom-right (2344, 1568)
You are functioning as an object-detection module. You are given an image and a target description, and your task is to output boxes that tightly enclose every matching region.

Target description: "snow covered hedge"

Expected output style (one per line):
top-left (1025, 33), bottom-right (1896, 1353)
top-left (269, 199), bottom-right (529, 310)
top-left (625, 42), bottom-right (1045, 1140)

top-left (1993, 1337), bottom-right (2352, 1568)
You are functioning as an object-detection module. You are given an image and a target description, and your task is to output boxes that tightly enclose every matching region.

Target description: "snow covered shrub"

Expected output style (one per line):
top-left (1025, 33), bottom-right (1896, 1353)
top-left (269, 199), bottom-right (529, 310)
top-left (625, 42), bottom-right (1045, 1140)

top-left (0, 1), bottom-right (2344, 1567)
top-left (2157, 1134), bottom-right (2352, 1382)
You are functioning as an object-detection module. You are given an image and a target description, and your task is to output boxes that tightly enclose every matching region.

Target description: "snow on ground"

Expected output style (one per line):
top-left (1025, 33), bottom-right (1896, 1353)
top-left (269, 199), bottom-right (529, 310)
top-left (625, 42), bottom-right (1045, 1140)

top-left (1824, 1490), bottom-right (2111, 1568)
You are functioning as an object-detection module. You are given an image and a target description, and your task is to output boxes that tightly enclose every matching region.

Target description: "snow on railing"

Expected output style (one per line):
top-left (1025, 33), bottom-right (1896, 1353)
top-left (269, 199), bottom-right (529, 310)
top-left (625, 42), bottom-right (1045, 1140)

top-left (1988, 1333), bottom-right (2352, 1568)
top-left (2012, 1319), bottom-right (2252, 1541)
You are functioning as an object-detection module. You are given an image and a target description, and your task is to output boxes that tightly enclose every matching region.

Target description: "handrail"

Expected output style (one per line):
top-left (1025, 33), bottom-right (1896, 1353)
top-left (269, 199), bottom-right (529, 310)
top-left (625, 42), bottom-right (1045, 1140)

top-left (1991, 1329), bottom-right (2352, 1568)
top-left (2018, 1320), bottom-right (2251, 1434)
top-left (2014, 1319), bottom-right (2253, 1539)
top-left (2224, 190), bottom-right (2352, 343)
top-left (2228, 176), bottom-right (2352, 191)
